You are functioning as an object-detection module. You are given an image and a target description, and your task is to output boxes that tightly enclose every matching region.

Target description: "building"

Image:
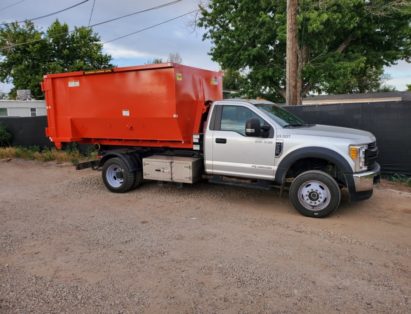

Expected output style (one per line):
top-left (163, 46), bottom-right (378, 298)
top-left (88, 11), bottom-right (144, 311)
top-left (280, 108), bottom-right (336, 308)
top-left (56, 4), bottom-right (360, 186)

top-left (303, 91), bottom-right (411, 105)
top-left (0, 100), bottom-right (46, 117)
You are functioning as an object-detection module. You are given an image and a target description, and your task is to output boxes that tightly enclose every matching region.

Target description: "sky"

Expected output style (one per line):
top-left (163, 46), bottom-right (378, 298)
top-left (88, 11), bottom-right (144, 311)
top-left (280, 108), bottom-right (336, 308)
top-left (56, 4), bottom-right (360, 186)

top-left (0, 0), bottom-right (410, 93)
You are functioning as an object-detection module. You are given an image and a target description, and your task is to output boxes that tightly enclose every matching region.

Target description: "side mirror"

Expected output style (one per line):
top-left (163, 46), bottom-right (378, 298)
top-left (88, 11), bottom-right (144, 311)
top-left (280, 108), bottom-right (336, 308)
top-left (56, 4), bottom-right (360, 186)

top-left (245, 118), bottom-right (261, 137)
top-left (261, 125), bottom-right (271, 138)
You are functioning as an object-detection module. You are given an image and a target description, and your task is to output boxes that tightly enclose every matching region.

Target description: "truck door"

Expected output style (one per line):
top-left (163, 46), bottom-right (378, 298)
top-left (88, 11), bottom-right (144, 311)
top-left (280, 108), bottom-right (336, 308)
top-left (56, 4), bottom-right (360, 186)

top-left (207, 104), bottom-right (276, 180)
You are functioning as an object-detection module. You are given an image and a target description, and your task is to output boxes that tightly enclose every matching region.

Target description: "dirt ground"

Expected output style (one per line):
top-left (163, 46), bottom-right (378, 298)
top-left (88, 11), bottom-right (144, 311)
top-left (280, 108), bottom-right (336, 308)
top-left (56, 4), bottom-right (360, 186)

top-left (0, 159), bottom-right (410, 313)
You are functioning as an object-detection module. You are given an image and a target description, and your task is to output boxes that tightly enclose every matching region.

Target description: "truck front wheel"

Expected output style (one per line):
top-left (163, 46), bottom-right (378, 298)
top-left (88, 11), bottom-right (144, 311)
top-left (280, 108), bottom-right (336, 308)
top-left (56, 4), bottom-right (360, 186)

top-left (102, 157), bottom-right (135, 193)
top-left (289, 170), bottom-right (341, 218)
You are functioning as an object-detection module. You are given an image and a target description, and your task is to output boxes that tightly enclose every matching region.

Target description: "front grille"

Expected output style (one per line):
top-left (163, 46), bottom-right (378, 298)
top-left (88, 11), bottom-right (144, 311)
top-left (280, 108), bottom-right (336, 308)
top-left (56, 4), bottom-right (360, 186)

top-left (368, 141), bottom-right (377, 150)
top-left (365, 141), bottom-right (378, 168)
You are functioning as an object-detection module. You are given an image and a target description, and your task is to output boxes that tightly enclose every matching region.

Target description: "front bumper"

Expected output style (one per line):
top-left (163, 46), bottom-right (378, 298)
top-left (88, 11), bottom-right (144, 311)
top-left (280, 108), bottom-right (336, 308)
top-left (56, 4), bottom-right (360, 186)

top-left (352, 163), bottom-right (381, 192)
top-left (344, 163), bottom-right (380, 202)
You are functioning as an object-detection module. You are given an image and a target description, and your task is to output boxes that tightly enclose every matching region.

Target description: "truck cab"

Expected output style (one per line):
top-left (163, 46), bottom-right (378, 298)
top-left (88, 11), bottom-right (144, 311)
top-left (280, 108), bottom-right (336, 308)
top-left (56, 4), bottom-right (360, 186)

top-left (202, 99), bottom-right (380, 217)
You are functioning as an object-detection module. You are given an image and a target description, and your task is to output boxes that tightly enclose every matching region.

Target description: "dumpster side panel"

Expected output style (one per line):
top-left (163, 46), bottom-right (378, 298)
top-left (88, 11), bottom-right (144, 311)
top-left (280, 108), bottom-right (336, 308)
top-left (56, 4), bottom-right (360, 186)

top-left (174, 64), bottom-right (223, 140)
top-left (44, 64), bottom-right (222, 149)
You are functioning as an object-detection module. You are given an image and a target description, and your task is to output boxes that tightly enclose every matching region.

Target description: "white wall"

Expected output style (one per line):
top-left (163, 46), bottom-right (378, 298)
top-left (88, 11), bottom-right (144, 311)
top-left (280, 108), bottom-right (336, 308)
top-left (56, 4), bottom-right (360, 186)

top-left (0, 100), bottom-right (46, 117)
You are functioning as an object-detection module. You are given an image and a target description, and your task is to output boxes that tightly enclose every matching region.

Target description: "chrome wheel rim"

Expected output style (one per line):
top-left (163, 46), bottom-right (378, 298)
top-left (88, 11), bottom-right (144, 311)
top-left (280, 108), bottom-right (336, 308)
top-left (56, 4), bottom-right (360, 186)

top-left (298, 180), bottom-right (331, 211)
top-left (106, 164), bottom-right (124, 188)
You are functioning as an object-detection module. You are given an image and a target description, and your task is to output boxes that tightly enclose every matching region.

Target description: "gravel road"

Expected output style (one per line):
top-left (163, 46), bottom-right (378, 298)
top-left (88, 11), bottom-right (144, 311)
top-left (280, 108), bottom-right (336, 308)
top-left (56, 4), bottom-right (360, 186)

top-left (0, 159), bottom-right (410, 313)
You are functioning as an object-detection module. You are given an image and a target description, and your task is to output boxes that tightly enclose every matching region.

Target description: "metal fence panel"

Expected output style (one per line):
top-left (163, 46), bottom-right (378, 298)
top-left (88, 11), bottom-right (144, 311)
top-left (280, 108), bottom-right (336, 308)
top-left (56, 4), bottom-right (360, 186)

top-left (0, 116), bottom-right (51, 147)
top-left (285, 101), bottom-right (411, 176)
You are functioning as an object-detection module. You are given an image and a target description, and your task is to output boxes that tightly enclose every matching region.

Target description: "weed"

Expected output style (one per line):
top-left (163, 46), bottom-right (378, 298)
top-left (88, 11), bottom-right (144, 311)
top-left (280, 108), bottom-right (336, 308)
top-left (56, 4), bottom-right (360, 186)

top-left (389, 173), bottom-right (411, 187)
top-left (0, 146), bottom-right (96, 164)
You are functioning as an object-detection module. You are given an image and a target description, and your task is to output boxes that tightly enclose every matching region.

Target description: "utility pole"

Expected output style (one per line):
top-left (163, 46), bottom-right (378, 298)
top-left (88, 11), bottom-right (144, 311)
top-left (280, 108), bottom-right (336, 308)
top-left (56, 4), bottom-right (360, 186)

top-left (286, 0), bottom-right (299, 105)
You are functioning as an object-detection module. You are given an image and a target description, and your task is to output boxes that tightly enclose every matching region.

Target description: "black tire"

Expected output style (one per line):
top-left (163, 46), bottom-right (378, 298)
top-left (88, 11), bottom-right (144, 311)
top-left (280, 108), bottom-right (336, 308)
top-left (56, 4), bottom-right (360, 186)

top-left (132, 168), bottom-right (144, 189)
top-left (289, 170), bottom-right (341, 218)
top-left (102, 157), bottom-right (135, 193)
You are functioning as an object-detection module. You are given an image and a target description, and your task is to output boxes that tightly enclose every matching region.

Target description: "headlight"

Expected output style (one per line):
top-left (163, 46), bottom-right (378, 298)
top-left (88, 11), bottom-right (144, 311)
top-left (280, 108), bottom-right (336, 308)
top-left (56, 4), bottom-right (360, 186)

top-left (349, 144), bottom-right (367, 172)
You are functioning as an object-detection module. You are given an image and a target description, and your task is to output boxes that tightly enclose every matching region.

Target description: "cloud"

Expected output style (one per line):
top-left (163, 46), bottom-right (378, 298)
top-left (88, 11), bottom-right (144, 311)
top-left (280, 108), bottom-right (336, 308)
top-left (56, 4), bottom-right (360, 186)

top-left (385, 77), bottom-right (411, 91)
top-left (384, 61), bottom-right (411, 76)
top-left (384, 61), bottom-right (411, 90)
top-left (103, 42), bottom-right (151, 59)
top-left (173, 30), bottom-right (185, 39)
top-left (0, 82), bottom-right (12, 93)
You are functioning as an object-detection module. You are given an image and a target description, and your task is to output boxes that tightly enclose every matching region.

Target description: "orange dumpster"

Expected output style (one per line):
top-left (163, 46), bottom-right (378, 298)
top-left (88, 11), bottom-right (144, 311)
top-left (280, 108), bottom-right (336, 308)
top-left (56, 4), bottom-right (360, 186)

top-left (42, 63), bottom-right (223, 149)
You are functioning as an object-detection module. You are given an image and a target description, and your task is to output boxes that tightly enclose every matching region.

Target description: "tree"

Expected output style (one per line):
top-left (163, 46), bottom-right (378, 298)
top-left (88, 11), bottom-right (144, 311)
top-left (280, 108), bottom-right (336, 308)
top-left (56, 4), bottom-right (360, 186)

top-left (198, 0), bottom-right (411, 102)
top-left (0, 21), bottom-right (47, 99)
top-left (407, 84), bottom-right (411, 92)
top-left (222, 68), bottom-right (245, 98)
top-left (167, 52), bottom-right (183, 64)
top-left (146, 58), bottom-right (164, 64)
top-left (223, 68), bottom-right (243, 91)
top-left (0, 20), bottom-right (112, 98)
top-left (145, 53), bottom-right (183, 65)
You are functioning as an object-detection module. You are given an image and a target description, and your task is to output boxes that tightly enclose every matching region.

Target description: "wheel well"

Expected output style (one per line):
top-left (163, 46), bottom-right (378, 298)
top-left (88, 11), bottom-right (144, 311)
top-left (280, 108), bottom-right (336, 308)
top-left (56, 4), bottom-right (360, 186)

top-left (100, 154), bottom-right (113, 166)
top-left (285, 157), bottom-right (347, 187)
top-left (99, 151), bottom-right (141, 172)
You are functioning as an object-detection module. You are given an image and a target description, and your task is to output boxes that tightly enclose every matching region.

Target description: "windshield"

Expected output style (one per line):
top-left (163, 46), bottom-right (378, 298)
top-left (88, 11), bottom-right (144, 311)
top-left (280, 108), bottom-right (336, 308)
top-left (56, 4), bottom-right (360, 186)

top-left (255, 104), bottom-right (306, 127)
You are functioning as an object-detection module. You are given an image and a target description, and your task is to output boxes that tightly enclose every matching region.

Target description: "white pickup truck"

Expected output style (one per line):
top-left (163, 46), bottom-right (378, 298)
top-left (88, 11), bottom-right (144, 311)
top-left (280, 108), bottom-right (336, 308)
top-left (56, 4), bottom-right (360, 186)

top-left (81, 99), bottom-right (380, 218)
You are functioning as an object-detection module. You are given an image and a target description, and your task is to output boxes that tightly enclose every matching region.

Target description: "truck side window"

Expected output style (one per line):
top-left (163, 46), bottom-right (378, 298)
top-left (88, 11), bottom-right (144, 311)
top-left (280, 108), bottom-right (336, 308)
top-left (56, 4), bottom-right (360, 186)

top-left (220, 105), bottom-right (265, 136)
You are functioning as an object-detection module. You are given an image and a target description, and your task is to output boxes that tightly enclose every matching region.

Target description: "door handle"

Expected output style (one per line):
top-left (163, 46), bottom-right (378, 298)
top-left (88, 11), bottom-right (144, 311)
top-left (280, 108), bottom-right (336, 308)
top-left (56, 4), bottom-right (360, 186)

top-left (215, 138), bottom-right (227, 144)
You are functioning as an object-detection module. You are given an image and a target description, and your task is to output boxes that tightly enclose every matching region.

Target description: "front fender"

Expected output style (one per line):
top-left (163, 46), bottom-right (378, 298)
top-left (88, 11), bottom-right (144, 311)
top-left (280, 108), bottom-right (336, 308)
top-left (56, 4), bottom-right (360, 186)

top-left (274, 147), bottom-right (353, 185)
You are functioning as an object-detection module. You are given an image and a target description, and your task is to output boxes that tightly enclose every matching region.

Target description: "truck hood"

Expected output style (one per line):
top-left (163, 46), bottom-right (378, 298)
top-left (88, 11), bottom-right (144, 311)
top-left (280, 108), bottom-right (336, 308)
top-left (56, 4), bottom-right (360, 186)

top-left (286, 124), bottom-right (375, 144)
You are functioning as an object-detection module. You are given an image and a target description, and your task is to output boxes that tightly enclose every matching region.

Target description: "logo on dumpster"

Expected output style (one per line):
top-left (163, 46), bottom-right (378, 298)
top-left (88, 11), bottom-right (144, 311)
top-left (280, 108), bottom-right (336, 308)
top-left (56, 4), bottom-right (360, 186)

top-left (176, 73), bottom-right (183, 81)
top-left (68, 81), bottom-right (80, 87)
top-left (211, 77), bottom-right (218, 85)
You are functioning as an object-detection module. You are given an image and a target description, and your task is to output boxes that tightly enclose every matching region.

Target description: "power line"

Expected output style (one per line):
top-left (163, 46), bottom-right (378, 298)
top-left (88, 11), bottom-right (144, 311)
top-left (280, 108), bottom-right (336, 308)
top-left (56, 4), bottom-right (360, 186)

top-left (0, 0), bottom-right (26, 13)
top-left (87, 0), bottom-right (96, 26)
top-left (91, 0), bottom-right (181, 28)
top-left (104, 9), bottom-right (198, 44)
top-left (1, 0), bottom-right (89, 27)
top-left (0, 1), bottom-right (189, 51)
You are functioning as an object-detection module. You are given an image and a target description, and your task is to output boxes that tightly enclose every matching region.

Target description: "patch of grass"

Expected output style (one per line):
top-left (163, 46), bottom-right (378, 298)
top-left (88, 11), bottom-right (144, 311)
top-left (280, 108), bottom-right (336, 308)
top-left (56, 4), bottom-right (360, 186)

top-left (0, 146), bottom-right (97, 164)
top-left (383, 173), bottom-right (411, 187)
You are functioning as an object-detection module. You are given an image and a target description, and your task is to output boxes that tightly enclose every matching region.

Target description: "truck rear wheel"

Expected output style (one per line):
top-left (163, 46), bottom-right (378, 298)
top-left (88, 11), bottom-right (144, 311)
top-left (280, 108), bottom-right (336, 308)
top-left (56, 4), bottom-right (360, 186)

top-left (102, 157), bottom-right (135, 193)
top-left (289, 170), bottom-right (341, 218)
top-left (132, 167), bottom-right (144, 189)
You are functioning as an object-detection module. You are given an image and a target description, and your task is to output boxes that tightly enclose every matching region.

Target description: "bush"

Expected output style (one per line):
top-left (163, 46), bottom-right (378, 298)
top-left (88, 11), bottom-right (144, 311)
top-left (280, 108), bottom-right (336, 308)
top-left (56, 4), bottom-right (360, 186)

top-left (0, 146), bottom-right (97, 164)
top-left (390, 173), bottom-right (411, 187)
top-left (0, 124), bottom-right (12, 146)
